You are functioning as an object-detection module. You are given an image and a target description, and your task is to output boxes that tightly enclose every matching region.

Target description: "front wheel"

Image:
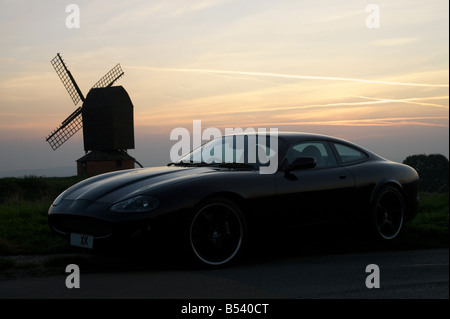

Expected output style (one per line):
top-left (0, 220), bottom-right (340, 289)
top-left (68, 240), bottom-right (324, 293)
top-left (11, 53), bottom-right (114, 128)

top-left (371, 186), bottom-right (405, 240)
top-left (187, 198), bottom-right (247, 267)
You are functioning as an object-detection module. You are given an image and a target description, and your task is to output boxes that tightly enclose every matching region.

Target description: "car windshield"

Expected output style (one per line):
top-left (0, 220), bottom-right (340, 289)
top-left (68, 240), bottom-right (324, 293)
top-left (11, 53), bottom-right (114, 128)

top-left (175, 135), bottom-right (278, 169)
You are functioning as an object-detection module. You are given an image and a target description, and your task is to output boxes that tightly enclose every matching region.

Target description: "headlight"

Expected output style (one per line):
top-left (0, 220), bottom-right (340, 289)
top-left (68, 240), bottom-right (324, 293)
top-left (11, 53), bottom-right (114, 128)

top-left (110, 196), bottom-right (159, 213)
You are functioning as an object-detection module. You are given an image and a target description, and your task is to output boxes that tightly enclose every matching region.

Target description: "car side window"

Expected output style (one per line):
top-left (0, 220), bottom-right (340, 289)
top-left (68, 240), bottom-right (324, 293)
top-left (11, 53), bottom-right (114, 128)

top-left (333, 143), bottom-right (368, 165)
top-left (285, 141), bottom-right (338, 169)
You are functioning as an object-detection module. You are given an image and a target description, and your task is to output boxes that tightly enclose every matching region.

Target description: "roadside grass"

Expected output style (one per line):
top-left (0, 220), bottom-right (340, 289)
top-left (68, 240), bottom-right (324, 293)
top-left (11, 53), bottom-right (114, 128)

top-left (0, 201), bottom-right (68, 255)
top-left (401, 192), bottom-right (449, 249)
top-left (0, 175), bottom-right (83, 203)
top-left (0, 176), bottom-right (83, 256)
top-left (0, 176), bottom-right (448, 275)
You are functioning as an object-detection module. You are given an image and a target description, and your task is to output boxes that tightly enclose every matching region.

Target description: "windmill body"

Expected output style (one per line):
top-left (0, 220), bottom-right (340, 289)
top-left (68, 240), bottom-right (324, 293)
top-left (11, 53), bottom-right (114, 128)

top-left (46, 53), bottom-right (137, 177)
top-left (82, 86), bottom-right (134, 151)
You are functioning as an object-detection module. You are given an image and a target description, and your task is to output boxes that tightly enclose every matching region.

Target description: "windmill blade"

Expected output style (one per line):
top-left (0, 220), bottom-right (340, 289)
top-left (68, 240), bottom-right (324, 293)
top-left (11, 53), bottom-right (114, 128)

top-left (51, 53), bottom-right (85, 105)
top-left (92, 63), bottom-right (124, 89)
top-left (45, 107), bottom-right (83, 150)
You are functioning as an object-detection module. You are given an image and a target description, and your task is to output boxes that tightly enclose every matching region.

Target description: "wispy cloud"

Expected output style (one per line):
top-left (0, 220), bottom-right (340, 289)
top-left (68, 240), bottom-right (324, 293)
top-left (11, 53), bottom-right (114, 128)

top-left (353, 96), bottom-right (449, 109)
top-left (236, 117), bottom-right (449, 128)
top-left (373, 37), bottom-right (419, 47)
top-left (130, 66), bottom-right (449, 88)
top-left (135, 94), bottom-right (449, 120)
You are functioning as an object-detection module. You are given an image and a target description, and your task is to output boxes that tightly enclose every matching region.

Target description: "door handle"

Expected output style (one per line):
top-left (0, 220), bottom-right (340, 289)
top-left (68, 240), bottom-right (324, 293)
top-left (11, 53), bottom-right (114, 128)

top-left (339, 175), bottom-right (347, 179)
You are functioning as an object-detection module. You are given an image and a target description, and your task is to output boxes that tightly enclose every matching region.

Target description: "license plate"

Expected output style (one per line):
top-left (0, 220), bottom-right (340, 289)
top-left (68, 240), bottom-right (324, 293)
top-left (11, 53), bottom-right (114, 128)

top-left (70, 233), bottom-right (94, 249)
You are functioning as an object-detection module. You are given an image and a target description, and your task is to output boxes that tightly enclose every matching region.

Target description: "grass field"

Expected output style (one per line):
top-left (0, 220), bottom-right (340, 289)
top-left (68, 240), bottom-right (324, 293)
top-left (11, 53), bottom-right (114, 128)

top-left (0, 176), bottom-right (83, 256)
top-left (0, 176), bottom-right (448, 257)
top-left (402, 192), bottom-right (449, 248)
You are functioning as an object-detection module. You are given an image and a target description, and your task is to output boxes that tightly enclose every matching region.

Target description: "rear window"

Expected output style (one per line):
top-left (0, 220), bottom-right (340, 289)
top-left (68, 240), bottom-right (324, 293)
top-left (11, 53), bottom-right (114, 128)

top-left (333, 143), bottom-right (368, 165)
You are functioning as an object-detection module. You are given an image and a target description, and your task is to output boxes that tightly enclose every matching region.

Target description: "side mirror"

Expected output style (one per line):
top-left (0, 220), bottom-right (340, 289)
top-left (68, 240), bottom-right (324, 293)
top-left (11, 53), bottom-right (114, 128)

top-left (286, 156), bottom-right (316, 172)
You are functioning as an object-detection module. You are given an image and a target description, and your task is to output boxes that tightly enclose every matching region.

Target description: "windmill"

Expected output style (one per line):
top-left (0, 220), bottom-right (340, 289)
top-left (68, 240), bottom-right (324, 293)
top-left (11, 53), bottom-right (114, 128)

top-left (46, 53), bottom-right (138, 177)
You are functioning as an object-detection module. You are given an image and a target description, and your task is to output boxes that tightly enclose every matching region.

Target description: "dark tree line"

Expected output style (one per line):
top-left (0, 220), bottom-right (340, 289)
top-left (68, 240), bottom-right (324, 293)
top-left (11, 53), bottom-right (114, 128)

top-left (403, 154), bottom-right (449, 193)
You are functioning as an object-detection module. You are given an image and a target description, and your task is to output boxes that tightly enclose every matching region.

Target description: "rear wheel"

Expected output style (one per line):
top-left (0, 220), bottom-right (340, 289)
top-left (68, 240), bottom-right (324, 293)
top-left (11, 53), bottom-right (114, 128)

top-left (187, 198), bottom-right (246, 267)
top-left (371, 186), bottom-right (405, 240)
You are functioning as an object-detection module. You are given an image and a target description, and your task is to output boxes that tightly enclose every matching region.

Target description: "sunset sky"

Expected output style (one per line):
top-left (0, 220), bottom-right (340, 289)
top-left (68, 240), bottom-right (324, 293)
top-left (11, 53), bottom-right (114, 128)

top-left (0, 0), bottom-right (448, 176)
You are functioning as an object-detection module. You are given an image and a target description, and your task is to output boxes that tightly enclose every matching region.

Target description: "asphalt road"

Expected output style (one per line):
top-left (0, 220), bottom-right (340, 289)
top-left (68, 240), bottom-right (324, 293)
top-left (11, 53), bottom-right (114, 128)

top-left (0, 248), bottom-right (448, 299)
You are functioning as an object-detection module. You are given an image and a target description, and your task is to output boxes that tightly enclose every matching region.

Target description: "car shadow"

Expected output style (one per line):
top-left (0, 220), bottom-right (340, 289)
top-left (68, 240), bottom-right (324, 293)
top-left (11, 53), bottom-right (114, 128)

top-left (241, 221), bottom-right (411, 267)
top-left (60, 221), bottom-right (402, 274)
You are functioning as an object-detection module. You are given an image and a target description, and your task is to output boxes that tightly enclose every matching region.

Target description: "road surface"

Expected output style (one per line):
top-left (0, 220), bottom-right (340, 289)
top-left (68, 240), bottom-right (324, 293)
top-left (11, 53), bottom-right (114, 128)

top-left (0, 248), bottom-right (448, 299)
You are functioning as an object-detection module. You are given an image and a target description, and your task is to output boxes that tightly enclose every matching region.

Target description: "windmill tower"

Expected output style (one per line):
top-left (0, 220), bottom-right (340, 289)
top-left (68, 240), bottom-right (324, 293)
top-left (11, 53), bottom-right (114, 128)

top-left (46, 53), bottom-right (137, 177)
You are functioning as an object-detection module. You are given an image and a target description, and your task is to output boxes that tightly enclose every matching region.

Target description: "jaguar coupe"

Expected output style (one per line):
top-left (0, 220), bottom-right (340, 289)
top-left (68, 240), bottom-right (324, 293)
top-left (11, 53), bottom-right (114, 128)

top-left (48, 132), bottom-right (419, 267)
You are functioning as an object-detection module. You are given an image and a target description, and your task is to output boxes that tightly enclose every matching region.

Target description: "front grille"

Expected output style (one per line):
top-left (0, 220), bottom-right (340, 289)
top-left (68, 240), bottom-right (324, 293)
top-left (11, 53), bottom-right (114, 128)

top-left (49, 214), bottom-right (113, 237)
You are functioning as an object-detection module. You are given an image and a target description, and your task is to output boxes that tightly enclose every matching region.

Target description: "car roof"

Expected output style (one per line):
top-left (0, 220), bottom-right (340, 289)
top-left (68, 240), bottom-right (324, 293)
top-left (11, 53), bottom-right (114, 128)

top-left (225, 131), bottom-right (380, 158)
top-left (228, 131), bottom-right (347, 143)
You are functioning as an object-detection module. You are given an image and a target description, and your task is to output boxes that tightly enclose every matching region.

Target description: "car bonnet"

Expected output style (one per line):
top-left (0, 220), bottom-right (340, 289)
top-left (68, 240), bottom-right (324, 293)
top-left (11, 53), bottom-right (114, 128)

top-left (59, 166), bottom-right (210, 204)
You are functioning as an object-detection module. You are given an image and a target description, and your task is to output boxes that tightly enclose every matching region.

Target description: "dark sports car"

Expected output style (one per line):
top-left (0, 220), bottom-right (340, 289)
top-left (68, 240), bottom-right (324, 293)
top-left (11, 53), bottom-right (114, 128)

top-left (48, 132), bottom-right (419, 267)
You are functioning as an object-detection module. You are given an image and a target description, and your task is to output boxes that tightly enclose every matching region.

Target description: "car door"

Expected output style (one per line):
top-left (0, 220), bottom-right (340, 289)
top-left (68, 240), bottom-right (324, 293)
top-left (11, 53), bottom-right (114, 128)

top-left (275, 140), bottom-right (355, 226)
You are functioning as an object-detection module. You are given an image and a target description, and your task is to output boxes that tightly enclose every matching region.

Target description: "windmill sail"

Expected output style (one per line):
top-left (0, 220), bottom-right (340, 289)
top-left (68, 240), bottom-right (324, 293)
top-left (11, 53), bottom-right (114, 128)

top-left (45, 107), bottom-right (83, 150)
top-left (45, 54), bottom-right (124, 150)
top-left (92, 64), bottom-right (124, 89)
top-left (51, 53), bottom-right (85, 105)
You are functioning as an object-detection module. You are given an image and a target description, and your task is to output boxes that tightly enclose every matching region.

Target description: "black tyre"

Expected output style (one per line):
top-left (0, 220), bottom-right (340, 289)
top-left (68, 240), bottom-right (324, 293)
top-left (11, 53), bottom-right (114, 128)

top-left (371, 186), bottom-right (405, 240)
top-left (187, 198), bottom-right (247, 267)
